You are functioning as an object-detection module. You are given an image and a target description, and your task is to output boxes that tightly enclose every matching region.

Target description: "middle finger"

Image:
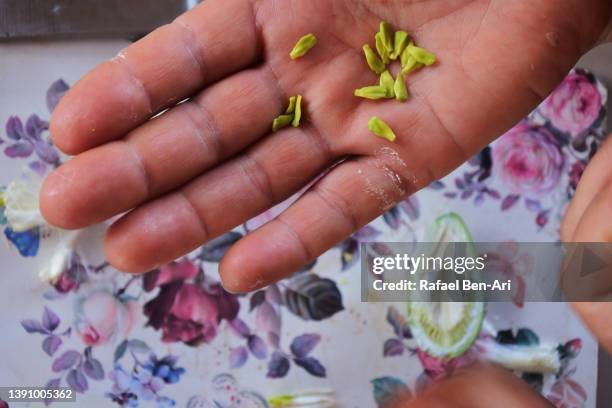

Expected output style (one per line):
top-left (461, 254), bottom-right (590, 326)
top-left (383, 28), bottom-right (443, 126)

top-left (41, 66), bottom-right (284, 230)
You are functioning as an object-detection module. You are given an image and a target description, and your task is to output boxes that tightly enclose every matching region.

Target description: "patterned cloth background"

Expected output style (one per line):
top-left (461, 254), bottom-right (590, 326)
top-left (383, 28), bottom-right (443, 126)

top-left (0, 41), bottom-right (607, 408)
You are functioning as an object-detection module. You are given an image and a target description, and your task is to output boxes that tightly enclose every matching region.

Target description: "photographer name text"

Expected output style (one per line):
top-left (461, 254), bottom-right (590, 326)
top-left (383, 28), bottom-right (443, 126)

top-left (372, 279), bottom-right (512, 292)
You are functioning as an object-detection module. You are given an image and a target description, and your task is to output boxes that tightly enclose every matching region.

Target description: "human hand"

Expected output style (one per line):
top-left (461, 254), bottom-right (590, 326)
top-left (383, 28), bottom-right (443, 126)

top-left (562, 135), bottom-right (612, 353)
top-left (387, 363), bottom-right (552, 408)
top-left (41, 0), bottom-right (611, 292)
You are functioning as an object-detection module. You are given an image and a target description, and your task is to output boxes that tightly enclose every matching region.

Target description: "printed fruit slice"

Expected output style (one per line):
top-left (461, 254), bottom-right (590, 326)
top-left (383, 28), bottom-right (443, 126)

top-left (408, 301), bottom-right (485, 358)
top-left (407, 212), bottom-right (485, 358)
top-left (424, 212), bottom-right (474, 243)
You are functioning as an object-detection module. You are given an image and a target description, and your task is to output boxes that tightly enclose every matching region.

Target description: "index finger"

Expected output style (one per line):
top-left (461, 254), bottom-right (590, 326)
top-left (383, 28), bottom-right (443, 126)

top-left (51, 0), bottom-right (261, 155)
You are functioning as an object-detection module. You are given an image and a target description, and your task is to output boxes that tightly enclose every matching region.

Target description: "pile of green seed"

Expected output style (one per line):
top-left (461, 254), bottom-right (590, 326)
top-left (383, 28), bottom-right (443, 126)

top-left (357, 22), bottom-right (436, 102)
top-left (272, 24), bottom-right (437, 141)
top-left (357, 22), bottom-right (436, 142)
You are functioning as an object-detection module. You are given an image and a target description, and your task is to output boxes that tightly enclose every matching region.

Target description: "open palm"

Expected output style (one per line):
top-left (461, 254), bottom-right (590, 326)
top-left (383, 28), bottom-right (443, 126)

top-left (41, 0), bottom-right (610, 292)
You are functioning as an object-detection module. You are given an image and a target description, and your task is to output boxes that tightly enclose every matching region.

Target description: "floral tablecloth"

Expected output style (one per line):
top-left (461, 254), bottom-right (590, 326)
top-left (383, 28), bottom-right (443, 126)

top-left (0, 40), bottom-right (607, 408)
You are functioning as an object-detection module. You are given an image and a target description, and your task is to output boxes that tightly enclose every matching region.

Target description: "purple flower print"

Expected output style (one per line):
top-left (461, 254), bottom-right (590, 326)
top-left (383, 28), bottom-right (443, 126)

top-left (143, 260), bottom-right (241, 346)
top-left (493, 121), bottom-right (564, 195)
top-left (266, 334), bottom-right (326, 378)
top-left (4, 115), bottom-right (59, 165)
top-left (107, 351), bottom-right (183, 407)
top-left (46, 79), bottom-right (70, 113)
top-left (540, 70), bottom-right (602, 137)
top-left (382, 306), bottom-right (412, 357)
top-left (338, 225), bottom-right (381, 270)
top-left (21, 306), bottom-right (71, 357)
top-left (143, 354), bottom-right (185, 385)
top-left (107, 363), bottom-right (176, 407)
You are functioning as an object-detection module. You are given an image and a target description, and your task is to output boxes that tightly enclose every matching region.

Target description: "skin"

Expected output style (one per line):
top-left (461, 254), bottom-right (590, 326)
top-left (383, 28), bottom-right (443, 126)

top-left (562, 135), bottom-right (612, 354)
top-left (40, 0), bottom-right (612, 294)
top-left (392, 363), bottom-right (553, 407)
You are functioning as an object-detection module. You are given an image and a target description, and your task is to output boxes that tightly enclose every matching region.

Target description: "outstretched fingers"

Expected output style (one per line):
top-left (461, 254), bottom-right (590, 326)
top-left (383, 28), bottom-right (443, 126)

top-left (219, 154), bottom-right (424, 292)
top-left (50, 0), bottom-right (261, 155)
top-left (103, 125), bottom-right (334, 273)
top-left (41, 66), bottom-right (284, 229)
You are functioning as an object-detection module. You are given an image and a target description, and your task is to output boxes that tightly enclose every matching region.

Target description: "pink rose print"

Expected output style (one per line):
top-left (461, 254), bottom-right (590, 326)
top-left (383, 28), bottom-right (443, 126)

top-left (143, 260), bottom-right (239, 346)
top-left (160, 284), bottom-right (219, 344)
top-left (416, 348), bottom-right (478, 381)
top-left (568, 160), bottom-right (586, 194)
top-left (51, 253), bottom-right (89, 294)
top-left (540, 71), bottom-right (602, 136)
top-left (142, 259), bottom-right (199, 291)
top-left (53, 271), bottom-right (80, 293)
top-left (547, 377), bottom-right (587, 408)
top-left (486, 241), bottom-right (534, 307)
top-left (74, 289), bottom-right (139, 346)
top-left (493, 122), bottom-right (564, 195)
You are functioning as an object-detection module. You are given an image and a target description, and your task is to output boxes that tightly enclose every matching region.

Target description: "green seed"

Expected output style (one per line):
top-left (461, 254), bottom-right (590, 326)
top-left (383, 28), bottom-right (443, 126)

top-left (272, 114), bottom-right (294, 132)
top-left (379, 70), bottom-right (395, 98)
top-left (394, 73), bottom-right (408, 102)
top-left (292, 95), bottom-right (303, 127)
top-left (406, 43), bottom-right (437, 66)
top-left (354, 86), bottom-right (388, 100)
top-left (368, 117), bottom-right (396, 142)
top-left (391, 31), bottom-right (409, 60)
top-left (290, 33), bottom-right (317, 60)
top-left (286, 96), bottom-right (297, 114)
top-left (379, 21), bottom-right (394, 53)
top-left (363, 44), bottom-right (386, 74)
top-left (401, 47), bottom-right (424, 75)
top-left (375, 32), bottom-right (390, 64)
top-left (402, 58), bottom-right (424, 75)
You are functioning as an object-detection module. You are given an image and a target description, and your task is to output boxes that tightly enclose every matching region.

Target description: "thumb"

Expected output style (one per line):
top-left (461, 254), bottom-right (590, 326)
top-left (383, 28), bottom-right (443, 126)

top-left (561, 135), bottom-right (612, 352)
